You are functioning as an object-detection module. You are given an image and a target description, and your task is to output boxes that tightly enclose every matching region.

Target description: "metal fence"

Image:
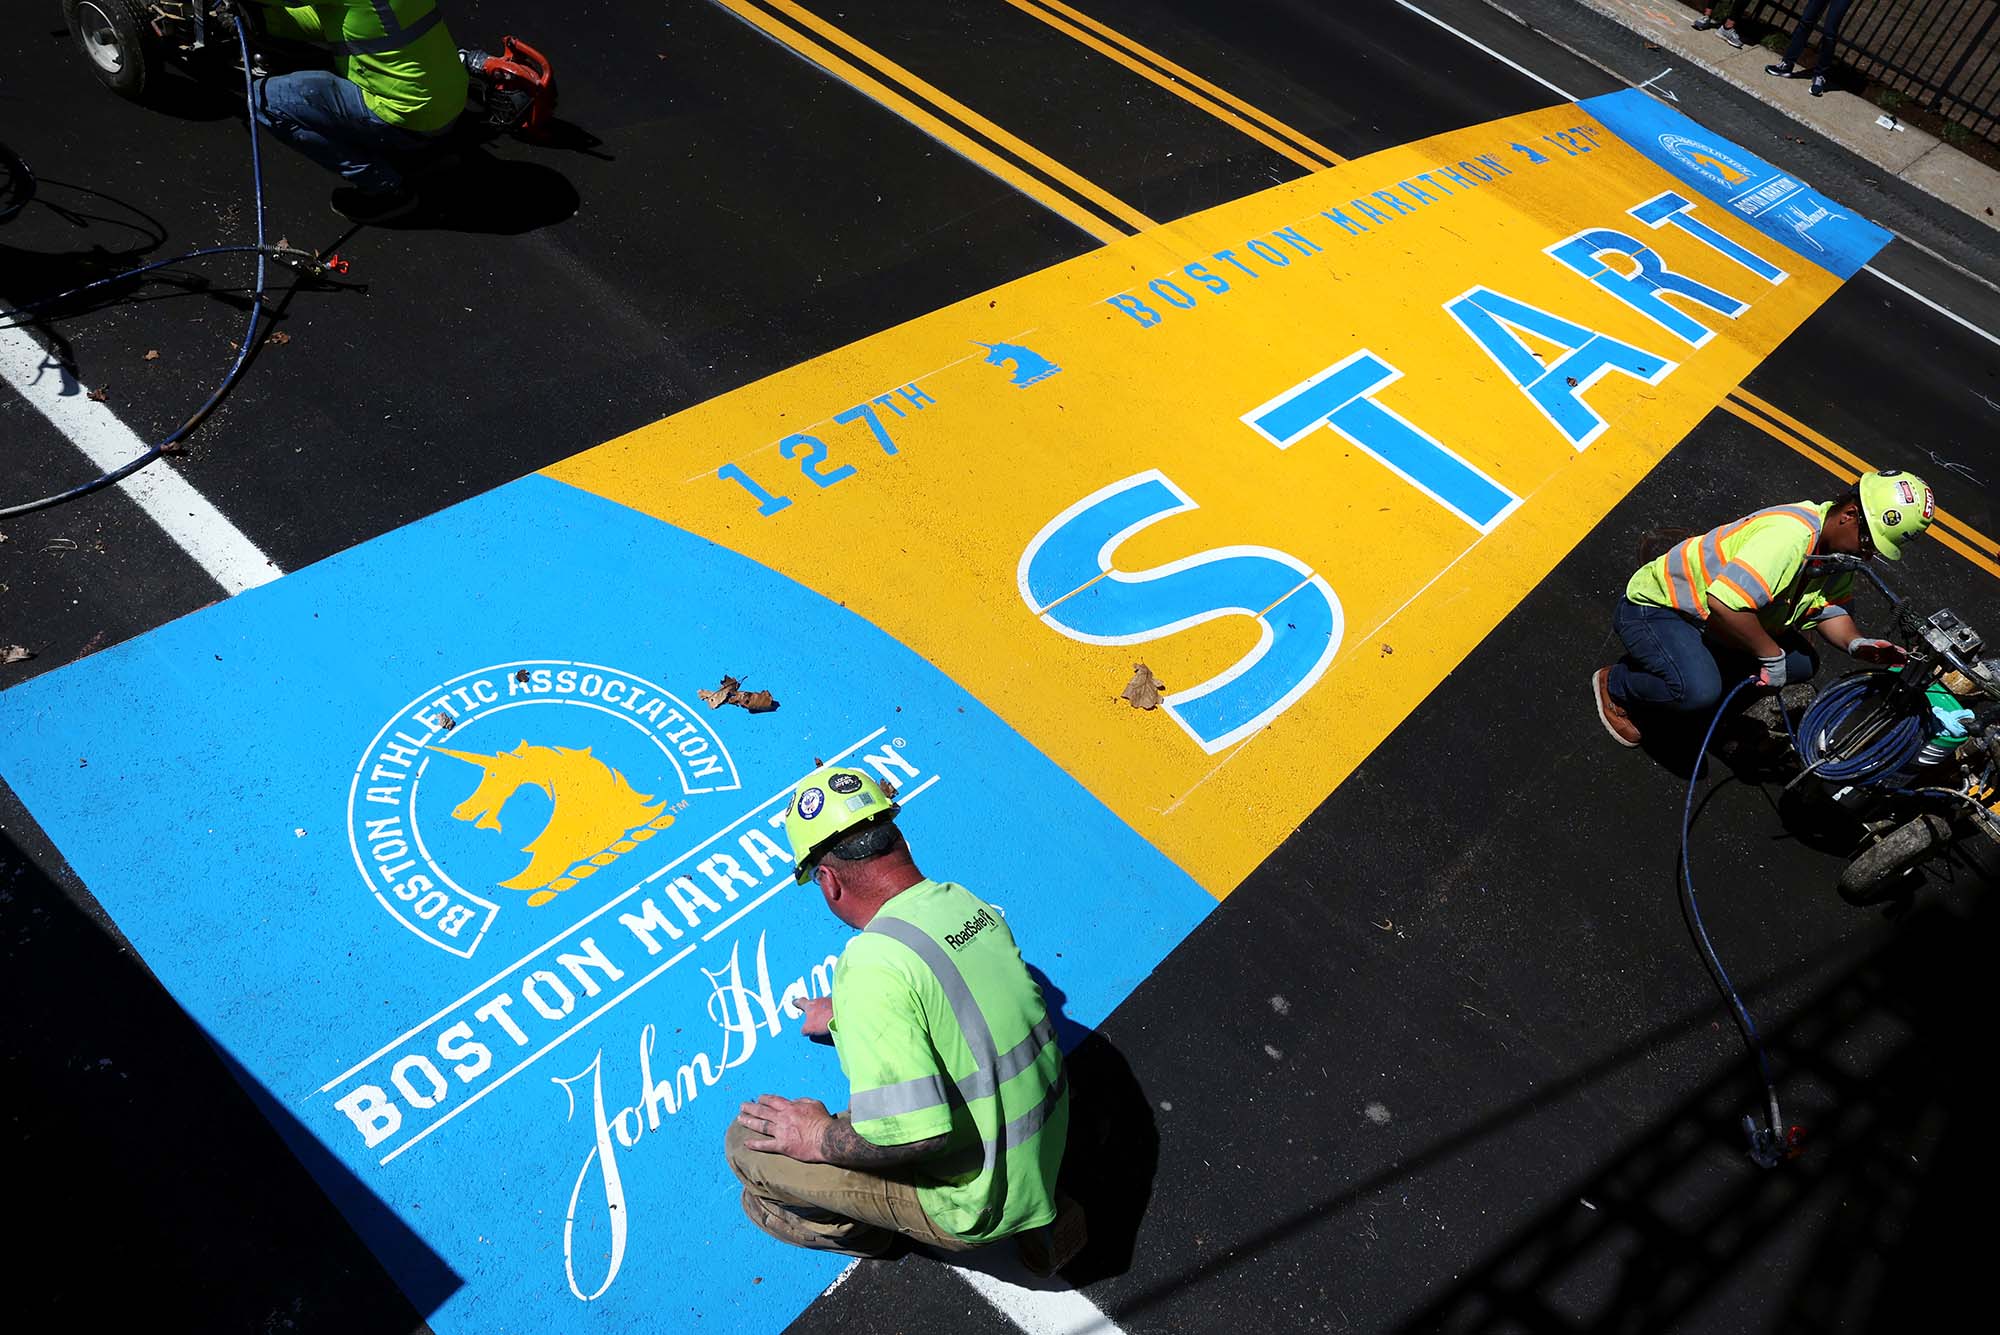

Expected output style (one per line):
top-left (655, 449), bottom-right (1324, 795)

top-left (1739, 0), bottom-right (2000, 141)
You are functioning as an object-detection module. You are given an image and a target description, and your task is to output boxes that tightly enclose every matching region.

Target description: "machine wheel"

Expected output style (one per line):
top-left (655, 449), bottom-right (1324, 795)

top-left (63, 0), bottom-right (161, 101)
top-left (1838, 814), bottom-right (1952, 904)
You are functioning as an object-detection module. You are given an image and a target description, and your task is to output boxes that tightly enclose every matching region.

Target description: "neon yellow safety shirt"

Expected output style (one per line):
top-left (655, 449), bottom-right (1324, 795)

top-left (829, 879), bottom-right (1068, 1244)
top-left (1626, 500), bottom-right (1855, 633)
top-left (254, 1), bottom-right (468, 132)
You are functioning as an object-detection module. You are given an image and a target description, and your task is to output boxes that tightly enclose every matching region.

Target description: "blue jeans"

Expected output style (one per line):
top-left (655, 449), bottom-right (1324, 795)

top-left (1608, 598), bottom-right (1818, 714)
top-left (1782, 0), bottom-right (1855, 75)
top-left (253, 71), bottom-right (439, 193)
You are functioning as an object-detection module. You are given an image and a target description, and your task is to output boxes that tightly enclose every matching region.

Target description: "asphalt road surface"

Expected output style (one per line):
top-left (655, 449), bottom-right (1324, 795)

top-left (4, 2), bottom-right (1997, 1332)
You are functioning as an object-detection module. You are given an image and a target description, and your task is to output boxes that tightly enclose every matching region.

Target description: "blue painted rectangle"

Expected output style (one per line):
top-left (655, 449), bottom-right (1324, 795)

top-left (1586, 88), bottom-right (1892, 278)
top-left (0, 475), bottom-right (1212, 1332)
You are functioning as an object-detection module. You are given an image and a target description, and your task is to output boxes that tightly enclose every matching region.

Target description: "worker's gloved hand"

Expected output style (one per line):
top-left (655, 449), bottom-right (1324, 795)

top-left (1846, 636), bottom-right (1909, 667)
top-left (1756, 653), bottom-right (1789, 689)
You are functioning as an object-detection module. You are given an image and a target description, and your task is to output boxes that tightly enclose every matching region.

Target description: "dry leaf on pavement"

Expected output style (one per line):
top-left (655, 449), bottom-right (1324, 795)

top-left (1122, 663), bottom-right (1164, 710)
top-left (697, 675), bottom-right (779, 713)
top-left (698, 675), bottom-right (743, 708)
top-left (3, 645), bottom-right (35, 665)
top-left (143, 349), bottom-right (160, 361)
top-left (87, 386), bottom-right (108, 402)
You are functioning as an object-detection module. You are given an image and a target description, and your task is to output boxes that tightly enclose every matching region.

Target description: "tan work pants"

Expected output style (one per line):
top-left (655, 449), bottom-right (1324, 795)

top-left (724, 1115), bottom-right (977, 1259)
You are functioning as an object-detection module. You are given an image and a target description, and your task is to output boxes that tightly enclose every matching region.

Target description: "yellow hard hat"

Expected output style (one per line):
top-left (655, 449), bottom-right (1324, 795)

top-left (783, 766), bottom-right (898, 883)
top-left (1855, 469), bottom-right (1935, 561)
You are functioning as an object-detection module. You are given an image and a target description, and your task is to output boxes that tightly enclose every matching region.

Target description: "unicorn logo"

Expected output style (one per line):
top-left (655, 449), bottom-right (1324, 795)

top-left (348, 661), bottom-right (741, 957)
top-left (434, 742), bottom-right (677, 906)
top-left (975, 340), bottom-right (1061, 388)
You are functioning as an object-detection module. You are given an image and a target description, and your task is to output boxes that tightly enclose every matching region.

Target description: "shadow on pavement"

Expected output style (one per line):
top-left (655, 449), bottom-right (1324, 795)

top-left (1395, 893), bottom-right (1992, 1332)
top-left (384, 149), bottom-right (580, 235)
top-left (1105, 885), bottom-right (1988, 1328)
top-left (0, 811), bottom-right (457, 1333)
top-left (1030, 964), bottom-right (1160, 1285)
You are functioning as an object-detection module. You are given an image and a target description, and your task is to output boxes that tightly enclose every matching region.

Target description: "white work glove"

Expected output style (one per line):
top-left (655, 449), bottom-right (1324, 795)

top-left (1757, 653), bottom-right (1788, 688)
top-left (1846, 636), bottom-right (1908, 667)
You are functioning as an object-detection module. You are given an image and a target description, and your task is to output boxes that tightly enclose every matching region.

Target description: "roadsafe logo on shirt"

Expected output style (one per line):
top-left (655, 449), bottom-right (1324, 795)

top-left (945, 906), bottom-right (999, 950)
top-left (346, 661), bottom-right (741, 958)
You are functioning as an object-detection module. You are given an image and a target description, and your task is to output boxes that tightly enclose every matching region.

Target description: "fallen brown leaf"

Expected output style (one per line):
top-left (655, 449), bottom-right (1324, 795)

top-left (698, 675), bottom-right (743, 708)
top-left (143, 349), bottom-right (160, 361)
top-left (698, 675), bottom-right (779, 713)
top-left (2, 645), bottom-right (34, 665)
top-left (1121, 663), bottom-right (1165, 710)
top-left (267, 331), bottom-right (292, 346)
top-left (87, 386), bottom-right (109, 402)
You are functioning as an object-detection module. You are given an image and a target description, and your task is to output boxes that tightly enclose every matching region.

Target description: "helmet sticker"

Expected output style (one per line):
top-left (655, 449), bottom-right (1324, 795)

top-left (844, 793), bottom-right (875, 813)
top-left (1879, 468), bottom-right (1902, 477)
top-left (1897, 481), bottom-right (1917, 505)
top-left (1922, 489), bottom-right (1935, 520)
top-left (797, 787), bottom-right (825, 820)
top-left (828, 772), bottom-right (863, 794)
top-left (1881, 508), bottom-right (1902, 527)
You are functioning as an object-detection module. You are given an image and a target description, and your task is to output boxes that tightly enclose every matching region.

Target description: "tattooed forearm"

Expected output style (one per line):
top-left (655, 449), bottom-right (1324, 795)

top-left (818, 1118), bottom-right (947, 1169)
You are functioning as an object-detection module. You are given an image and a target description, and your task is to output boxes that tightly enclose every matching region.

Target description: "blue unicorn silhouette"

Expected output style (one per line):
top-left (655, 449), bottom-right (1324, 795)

top-left (975, 341), bottom-right (1061, 388)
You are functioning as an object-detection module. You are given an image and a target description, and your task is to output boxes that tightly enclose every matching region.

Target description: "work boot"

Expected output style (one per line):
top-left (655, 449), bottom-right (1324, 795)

top-left (1591, 668), bottom-right (1642, 748)
top-left (331, 183), bottom-right (419, 225)
top-left (1017, 1194), bottom-right (1087, 1277)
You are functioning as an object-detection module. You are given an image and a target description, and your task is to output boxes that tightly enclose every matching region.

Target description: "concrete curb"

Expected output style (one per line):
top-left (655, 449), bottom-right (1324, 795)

top-left (1530, 0), bottom-right (2000, 234)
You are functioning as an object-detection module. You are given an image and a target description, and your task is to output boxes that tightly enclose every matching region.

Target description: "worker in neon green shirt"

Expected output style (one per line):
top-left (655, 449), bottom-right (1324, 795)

top-left (728, 767), bottom-right (1080, 1270)
top-left (248, 1), bottom-right (468, 223)
top-left (1591, 469), bottom-right (1936, 747)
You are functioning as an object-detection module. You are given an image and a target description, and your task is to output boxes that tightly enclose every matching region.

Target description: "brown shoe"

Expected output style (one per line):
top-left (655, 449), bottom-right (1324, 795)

top-left (1591, 668), bottom-right (1641, 747)
top-left (1016, 1194), bottom-right (1087, 1276)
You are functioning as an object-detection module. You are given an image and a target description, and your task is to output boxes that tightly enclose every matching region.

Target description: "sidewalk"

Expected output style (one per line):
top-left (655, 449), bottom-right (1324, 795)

top-left (1569, 0), bottom-right (2000, 234)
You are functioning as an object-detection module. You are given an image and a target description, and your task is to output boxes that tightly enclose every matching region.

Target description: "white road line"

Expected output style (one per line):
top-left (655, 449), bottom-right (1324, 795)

top-left (1418, 2), bottom-right (2000, 340)
top-left (952, 1262), bottom-right (1129, 1335)
top-left (1862, 263), bottom-right (2000, 350)
top-left (0, 324), bottom-right (279, 594)
top-left (1392, 0), bottom-right (1577, 102)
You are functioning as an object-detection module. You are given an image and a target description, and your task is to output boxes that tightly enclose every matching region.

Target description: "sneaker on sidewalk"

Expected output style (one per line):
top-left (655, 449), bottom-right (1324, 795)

top-left (1719, 26), bottom-right (1745, 49)
top-left (1591, 668), bottom-right (1642, 748)
top-left (1691, 15), bottom-right (1721, 29)
top-left (330, 183), bottom-right (419, 225)
top-left (1765, 60), bottom-right (1798, 77)
top-left (1810, 72), bottom-right (1827, 96)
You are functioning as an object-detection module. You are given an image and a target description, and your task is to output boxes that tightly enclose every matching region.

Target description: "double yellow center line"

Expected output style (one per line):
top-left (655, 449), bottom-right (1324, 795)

top-left (1001, 0), bottom-right (1344, 172)
top-left (1723, 388), bottom-right (2000, 578)
top-left (715, 0), bottom-right (1153, 243)
top-left (712, 0), bottom-right (1340, 246)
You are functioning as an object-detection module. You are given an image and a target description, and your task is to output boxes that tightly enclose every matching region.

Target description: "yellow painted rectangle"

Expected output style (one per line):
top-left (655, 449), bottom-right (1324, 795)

top-left (546, 104), bottom-right (1847, 897)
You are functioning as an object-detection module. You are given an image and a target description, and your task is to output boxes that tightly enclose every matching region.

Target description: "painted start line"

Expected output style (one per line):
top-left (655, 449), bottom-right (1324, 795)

top-left (0, 92), bottom-right (1892, 1332)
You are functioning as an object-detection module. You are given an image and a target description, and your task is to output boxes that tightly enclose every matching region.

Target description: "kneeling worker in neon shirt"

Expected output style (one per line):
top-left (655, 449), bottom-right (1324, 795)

top-left (729, 767), bottom-right (1080, 1269)
top-left (1592, 469), bottom-right (1936, 747)
top-left (249, 0), bottom-right (468, 224)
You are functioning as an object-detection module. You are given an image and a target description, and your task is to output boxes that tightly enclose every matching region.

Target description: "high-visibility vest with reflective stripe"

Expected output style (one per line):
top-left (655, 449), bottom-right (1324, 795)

top-left (1626, 500), bottom-right (1855, 632)
top-left (254, 2), bottom-right (468, 132)
top-left (829, 880), bottom-right (1067, 1244)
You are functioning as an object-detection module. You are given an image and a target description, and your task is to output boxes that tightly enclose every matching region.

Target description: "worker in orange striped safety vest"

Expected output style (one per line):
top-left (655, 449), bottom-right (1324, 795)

top-left (1591, 470), bottom-right (1936, 748)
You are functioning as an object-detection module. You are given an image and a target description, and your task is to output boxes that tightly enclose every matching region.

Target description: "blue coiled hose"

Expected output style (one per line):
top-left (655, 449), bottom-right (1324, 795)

top-left (0, 5), bottom-right (267, 520)
top-left (1794, 671), bottom-right (1928, 785)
